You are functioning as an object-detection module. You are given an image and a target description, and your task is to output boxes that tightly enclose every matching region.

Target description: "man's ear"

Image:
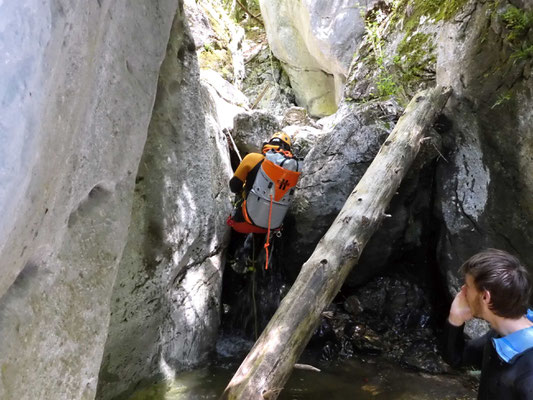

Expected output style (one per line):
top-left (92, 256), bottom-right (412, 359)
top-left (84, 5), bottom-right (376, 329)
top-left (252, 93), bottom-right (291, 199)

top-left (482, 289), bottom-right (491, 305)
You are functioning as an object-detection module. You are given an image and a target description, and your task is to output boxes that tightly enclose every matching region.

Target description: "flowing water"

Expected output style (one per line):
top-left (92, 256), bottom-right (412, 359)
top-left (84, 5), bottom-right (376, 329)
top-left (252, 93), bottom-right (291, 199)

top-left (127, 356), bottom-right (477, 400)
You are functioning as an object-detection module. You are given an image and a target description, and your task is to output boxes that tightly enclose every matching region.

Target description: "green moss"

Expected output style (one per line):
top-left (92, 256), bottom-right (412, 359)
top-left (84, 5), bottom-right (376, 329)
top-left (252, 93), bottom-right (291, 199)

top-left (196, 0), bottom-right (238, 78)
top-left (357, 1), bottom-right (441, 102)
top-left (198, 46), bottom-right (233, 80)
top-left (427, 0), bottom-right (470, 21)
top-left (395, 32), bottom-right (437, 87)
top-left (127, 381), bottom-right (168, 399)
top-left (491, 91), bottom-right (513, 109)
top-left (391, 0), bottom-right (470, 35)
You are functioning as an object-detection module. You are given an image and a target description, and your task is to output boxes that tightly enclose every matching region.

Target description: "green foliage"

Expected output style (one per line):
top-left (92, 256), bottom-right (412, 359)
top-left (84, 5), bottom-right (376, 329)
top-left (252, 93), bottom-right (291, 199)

top-left (502, 5), bottom-right (533, 60)
top-left (223, 0), bottom-right (262, 27)
top-left (491, 91), bottom-right (513, 109)
top-left (376, 70), bottom-right (399, 97)
top-left (511, 44), bottom-right (533, 61)
top-left (364, 12), bottom-right (399, 98)
top-left (503, 6), bottom-right (533, 41)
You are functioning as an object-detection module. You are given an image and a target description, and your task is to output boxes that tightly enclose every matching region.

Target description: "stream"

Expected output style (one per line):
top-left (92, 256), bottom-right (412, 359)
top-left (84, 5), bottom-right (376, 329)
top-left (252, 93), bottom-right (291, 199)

top-left (127, 351), bottom-right (477, 400)
top-left (126, 239), bottom-right (479, 400)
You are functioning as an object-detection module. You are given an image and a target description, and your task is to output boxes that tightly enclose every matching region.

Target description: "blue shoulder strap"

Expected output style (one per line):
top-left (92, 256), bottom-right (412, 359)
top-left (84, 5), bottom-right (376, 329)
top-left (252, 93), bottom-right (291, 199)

top-left (492, 309), bottom-right (533, 363)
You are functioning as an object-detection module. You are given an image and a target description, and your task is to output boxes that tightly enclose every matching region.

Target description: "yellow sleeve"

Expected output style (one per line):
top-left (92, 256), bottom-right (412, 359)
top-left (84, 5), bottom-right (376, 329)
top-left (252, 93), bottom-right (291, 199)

top-left (233, 153), bottom-right (264, 182)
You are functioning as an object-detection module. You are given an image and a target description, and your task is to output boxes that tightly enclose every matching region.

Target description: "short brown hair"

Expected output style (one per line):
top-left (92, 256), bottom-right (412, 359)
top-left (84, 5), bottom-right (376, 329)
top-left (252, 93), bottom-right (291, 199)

top-left (461, 249), bottom-right (531, 319)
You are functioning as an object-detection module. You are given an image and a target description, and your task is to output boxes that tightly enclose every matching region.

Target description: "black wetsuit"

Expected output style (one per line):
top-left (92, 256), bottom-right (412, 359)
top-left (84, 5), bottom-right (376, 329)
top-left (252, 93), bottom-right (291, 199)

top-left (445, 321), bottom-right (533, 399)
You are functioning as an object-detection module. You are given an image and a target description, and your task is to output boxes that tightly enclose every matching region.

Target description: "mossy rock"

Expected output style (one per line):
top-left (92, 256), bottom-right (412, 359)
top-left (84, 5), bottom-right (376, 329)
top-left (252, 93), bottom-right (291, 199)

top-left (394, 32), bottom-right (437, 90)
top-left (501, 4), bottom-right (533, 60)
top-left (198, 47), bottom-right (234, 81)
top-left (391, 0), bottom-right (471, 35)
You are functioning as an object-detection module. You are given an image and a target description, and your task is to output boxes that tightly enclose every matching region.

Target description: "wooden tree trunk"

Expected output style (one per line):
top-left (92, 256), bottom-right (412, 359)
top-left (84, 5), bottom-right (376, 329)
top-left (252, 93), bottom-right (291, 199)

top-left (220, 86), bottom-right (452, 400)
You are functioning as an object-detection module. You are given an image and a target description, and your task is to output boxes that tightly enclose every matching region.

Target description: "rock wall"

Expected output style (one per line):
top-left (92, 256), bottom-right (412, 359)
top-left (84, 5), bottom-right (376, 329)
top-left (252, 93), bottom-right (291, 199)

top-left (0, 0), bottom-right (180, 399)
top-left (282, 100), bottom-right (442, 286)
top-left (304, 0), bottom-right (533, 297)
top-left (96, 5), bottom-right (234, 400)
top-left (434, 0), bottom-right (533, 286)
top-left (185, 0), bottom-right (246, 87)
top-left (259, 0), bottom-right (377, 117)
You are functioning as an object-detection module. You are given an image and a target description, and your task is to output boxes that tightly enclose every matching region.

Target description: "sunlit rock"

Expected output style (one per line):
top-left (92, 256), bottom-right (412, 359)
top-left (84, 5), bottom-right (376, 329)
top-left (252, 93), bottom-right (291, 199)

top-left (241, 45), bottom-right (297, 117)
top-left (232, 110), bottom-right (281, 155)
top-left (259, 0), bottom-right (378, 117)
top-left (185, 0), bottom-right (246, 87)
top-left (96, 8), bottom-right (233, 400)
top-left (282, 125), bottom-right (323, 159)
top-left (201, 69), bottom-right (249, 130)
top-left (0, 1), bottom-right (180, 399)
top-left (338, 0), bottom-right (533, 312)
top-left (433, 0), bottom-right (533, 286)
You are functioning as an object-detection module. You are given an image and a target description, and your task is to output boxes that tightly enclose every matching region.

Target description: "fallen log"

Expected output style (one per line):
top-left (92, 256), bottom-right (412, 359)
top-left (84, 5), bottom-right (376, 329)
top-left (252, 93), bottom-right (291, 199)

top-left (220, 86), bottom-right (452, 400)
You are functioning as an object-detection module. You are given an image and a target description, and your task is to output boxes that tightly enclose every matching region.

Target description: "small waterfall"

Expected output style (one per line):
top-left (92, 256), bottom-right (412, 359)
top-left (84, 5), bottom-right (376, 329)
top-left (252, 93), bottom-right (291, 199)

top-left (219, 232), bottom-right (289, 353)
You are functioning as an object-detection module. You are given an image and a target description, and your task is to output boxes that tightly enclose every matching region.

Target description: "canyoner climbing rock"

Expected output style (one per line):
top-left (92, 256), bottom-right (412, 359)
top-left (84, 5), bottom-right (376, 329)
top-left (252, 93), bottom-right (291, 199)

top-left (227, 131), bottom-right (302, 270)
top-left (220, 85), bottom-right (452, 400)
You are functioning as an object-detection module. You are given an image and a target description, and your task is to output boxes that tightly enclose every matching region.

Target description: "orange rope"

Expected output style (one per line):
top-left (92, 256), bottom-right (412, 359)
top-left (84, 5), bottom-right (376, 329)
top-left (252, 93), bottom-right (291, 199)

top-left (264, 194), bottom-right (273, 270)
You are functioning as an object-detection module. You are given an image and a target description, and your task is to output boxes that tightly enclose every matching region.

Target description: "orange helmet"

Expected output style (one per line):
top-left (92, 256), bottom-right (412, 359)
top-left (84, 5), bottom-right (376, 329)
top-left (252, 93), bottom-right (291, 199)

top-left (269, 131), bottom-right (291, 149)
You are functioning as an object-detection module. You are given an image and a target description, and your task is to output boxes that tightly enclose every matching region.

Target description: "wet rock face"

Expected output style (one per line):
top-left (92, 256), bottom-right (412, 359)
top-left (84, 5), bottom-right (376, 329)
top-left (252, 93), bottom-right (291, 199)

top-left (0, 1), bottom-right (180, 399)
top-left (96, 7), bottom-right (234, 400)
top-left (259, 0), bottom-right (378, 117)
top-left (311, 276), bottom-right (449, 374)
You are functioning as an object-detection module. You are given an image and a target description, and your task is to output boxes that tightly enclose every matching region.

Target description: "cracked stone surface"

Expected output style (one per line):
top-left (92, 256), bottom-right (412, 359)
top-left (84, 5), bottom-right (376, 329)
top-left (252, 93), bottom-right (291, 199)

top-left (279, 98), bottom-right (443, 287)
top-left (280, 99), bottom-right (431, 285)
top-left (232, 110), bottom-right (281, 155)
